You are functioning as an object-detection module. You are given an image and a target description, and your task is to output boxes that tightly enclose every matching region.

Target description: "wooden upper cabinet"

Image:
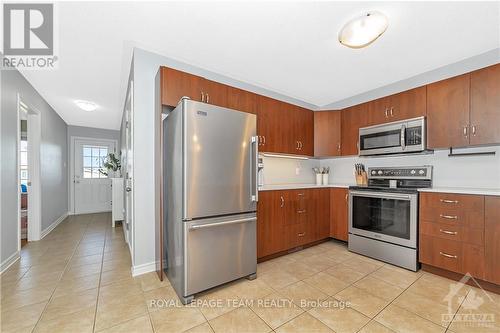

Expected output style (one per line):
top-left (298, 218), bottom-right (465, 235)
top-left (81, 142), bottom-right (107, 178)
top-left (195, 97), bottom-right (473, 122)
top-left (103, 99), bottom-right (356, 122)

top-left (367, 87), bottom-right (426, 125)
top-left (294, 106), bottom-right (314, 156)
top-left (485, 196), bottom-right (500, 284)
top-left (203, 79), bottom-right (228, 107)
top-left (470, 64), bottom-right (500, 146)
top-left (257, 95), bottom-right (282, 153)
top-left (226, 86), bottom-right (257, 114)
top-left (330, 188), bottom-right (348, 241)
top-left (341, 103), bottom-right (368, 156)
top-left (161, 67), bottom-right (203, 107)
top-left (391, 86), bottom-right (427, 121)
top-left (314, 111), bottom-right (341, 157)
top-left (427, 74), bottom-right (470, 149)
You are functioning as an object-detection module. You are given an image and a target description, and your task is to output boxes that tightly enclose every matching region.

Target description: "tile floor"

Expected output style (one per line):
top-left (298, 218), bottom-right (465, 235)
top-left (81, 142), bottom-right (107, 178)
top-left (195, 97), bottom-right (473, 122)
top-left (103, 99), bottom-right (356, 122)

top-left (1, 213), bottom-right (499, 333)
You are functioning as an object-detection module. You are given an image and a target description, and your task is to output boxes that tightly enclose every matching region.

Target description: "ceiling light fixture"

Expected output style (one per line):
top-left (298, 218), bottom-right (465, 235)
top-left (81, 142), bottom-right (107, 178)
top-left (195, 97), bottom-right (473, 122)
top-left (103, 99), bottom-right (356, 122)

top-left (339, 11), bottom-right (388, 49)
top-left (75, 100), bottom-right (98, 112)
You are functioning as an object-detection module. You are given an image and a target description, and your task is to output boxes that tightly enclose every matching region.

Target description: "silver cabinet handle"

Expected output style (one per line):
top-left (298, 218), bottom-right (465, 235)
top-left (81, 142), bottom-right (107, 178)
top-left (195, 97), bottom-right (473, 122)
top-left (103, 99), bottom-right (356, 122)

top-left (280, 195), bottom-right (284, 208)
top-left (384, 108), bottom-right (388, 118)
top-left (296, 141), bottom-right (299, 150)
top-left (298, 232), bottom-right (305, 237)
top-left (390, 107), bottom-right (394, 117)
top-left (251, 136), bottom-right (258, 202)
top-left (337, 143), bottom-right (341, 151)
top-left (439, 251), bottom-right (458, 259)
top-left (440, 214), bottom-right (458, 220)
top-left (206, 93), bottom-right (210, 103)
top-left (297, 210), bottom-right (306, 214)
top-left (263, 136), bottom-right (266, 145)
top-left (472, 125), bottom-right (476, 136)
top-left (189, 217), bottom-right (256, 231)
top-left (463, 126), bottom-right (468, 138)
top-left (300, 141), bottom-right (303, 150)
top-left (440, 199), bottom-right (459, 204)
top-left (439, 229), bottom-right (458, 235)
top-left (201, 91), bottom-right (205, 102)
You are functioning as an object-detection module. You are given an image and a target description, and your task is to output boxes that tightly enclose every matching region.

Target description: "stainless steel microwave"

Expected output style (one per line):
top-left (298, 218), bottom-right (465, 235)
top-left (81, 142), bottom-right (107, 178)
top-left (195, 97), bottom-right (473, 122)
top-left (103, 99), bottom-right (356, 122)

top-left (359, 117), bottom-right (426, 156)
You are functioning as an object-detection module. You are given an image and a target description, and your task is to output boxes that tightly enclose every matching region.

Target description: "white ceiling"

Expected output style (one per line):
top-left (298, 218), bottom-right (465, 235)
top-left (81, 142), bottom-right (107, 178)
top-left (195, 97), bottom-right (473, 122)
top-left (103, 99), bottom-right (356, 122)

top-left (18, 1), bottom-right (500, 130)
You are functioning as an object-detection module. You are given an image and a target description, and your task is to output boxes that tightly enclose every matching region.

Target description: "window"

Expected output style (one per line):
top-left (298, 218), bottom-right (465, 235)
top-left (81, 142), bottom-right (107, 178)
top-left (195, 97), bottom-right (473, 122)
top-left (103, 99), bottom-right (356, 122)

top-left (20, 139), bottom-right (29, 186)
top-left (83, 145), bottom-right (108, 178)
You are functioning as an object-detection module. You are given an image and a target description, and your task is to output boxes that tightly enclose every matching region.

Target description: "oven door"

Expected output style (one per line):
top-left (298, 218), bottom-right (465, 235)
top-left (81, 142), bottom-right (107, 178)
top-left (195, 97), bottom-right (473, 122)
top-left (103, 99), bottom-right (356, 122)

top-left (349, 190), bottom-right (417, 248)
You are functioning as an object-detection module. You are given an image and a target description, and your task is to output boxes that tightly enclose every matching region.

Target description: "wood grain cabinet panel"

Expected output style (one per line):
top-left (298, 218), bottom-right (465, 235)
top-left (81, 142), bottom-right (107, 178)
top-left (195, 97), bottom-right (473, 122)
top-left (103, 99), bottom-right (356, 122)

top-left (389, 86), bottom-right (427, 121)
top-left (314, 111), bottom-right (342, 157)
top-left (367, 96), bottom-right (391, 125)
top-left (203, 79), bottom-right (228, 107)
top-left (308, 189), bottom-right (330, 241)
top-left (341, 104), bottom-right (368, 156)
top-left (462, 244), bottom-right (485, 279)
top-left (330, 188), bottom-right (349, 241)
top-left (257, 191), bottom-right (287, 258)
top-left (470, 64), bottom-right (500, 146)
top-left (161, 67), bottom-right (203, 106)
top-left (419, 234), bottom-right (462, 273)
top-left (485, 196), bottom-right (500, 284)
top-left (257, 96), bottom-right (283, 153)
top-left (226, 86), bottom-right (257, 114)
top-left (426, 74), bottom-right (471, 149)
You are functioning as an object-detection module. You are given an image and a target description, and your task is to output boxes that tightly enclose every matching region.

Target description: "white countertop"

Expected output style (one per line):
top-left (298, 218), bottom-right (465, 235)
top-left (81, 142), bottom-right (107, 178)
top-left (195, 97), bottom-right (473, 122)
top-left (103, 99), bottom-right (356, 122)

top-left (259, 183), bottom-right (352, 191)
top-left (418, 187), bottom-right (500, 196)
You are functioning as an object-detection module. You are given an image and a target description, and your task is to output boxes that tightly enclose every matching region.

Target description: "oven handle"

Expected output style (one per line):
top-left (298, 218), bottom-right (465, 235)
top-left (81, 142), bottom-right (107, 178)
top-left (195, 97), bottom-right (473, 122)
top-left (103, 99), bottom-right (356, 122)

top-left (349, 190), bottom-right (413, 201)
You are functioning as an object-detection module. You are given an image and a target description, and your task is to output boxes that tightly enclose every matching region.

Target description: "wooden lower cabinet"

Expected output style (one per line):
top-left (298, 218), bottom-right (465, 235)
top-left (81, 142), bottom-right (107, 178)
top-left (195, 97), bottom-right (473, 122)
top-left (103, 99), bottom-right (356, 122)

top-left (257, 188), bottom-right (331, 259)
top-left (485, 196), bottom-right (500, 284)
top-left (330, 188), bottom-right (349, 241)
top-left (419, 192), bottom-right (499, 286)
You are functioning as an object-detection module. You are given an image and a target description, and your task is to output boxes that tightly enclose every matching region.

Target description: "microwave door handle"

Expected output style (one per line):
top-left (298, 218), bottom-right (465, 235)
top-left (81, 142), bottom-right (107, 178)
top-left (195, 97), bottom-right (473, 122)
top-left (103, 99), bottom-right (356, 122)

top-left (400, 124), bottom-right (406, 150)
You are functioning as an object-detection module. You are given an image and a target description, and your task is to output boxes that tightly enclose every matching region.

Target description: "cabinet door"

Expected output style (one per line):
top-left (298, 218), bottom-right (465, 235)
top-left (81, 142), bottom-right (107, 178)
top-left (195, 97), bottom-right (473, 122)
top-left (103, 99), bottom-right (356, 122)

top-left (203, 79), bottom-right (228, 107)
top-left (330, 188), bottom-right (348, 241)
top-left (161, 67), bottom-right (203, 107)
top-left (462, 243), bottom-right (485, 280)
top-left (226, 86), bottom-right (257, 114)
top-left (257, 191), bottom-right (286, 258)
top-left (470, 64), bottom-right (500, 146)
top-left (257, 96), bottom-right (283, 153)
top-left (427, 74), bottom-right (470, 149)
top-left (296, 106), bottom-right (314, 156)
top-left (390, 86), bottom-right (427, 121)
top-left (341, 104), bottom-right (368, 156)
top-left (310, 189), bottom-right (330, 241)
top-left (485, 196), bottom-right (500, 284)
top-left (314, 111), bottom-right (341, 157)
top-left (367, 96), bottom-right (391, 125)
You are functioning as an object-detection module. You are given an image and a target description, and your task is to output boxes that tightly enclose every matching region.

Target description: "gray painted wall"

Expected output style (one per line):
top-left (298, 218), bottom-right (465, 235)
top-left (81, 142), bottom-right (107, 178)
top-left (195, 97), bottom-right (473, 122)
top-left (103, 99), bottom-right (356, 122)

top-left (1, 68), bottom-right (68, 267)
top-left (67, 125), bottom-right (120, 151)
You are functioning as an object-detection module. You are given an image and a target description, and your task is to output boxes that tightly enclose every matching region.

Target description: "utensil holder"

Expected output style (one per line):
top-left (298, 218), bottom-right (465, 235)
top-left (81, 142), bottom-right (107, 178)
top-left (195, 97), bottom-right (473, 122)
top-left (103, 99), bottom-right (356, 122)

top-left (316, 174), bottom-right (322, 185)
top-left (322, 174), bottom-right (329, 185)
top-left (355, 171), bottom-right (368, 186)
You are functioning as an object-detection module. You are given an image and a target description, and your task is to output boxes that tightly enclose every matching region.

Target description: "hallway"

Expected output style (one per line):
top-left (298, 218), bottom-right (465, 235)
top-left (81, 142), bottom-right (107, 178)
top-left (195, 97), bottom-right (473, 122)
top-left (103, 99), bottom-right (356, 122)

top-left (1, 213), bottom-right (163, 332)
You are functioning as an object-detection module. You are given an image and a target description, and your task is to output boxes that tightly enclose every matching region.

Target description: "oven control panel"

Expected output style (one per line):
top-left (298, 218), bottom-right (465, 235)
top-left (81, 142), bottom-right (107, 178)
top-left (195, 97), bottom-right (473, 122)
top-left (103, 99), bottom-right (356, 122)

top-left (368, 166), bottom-right (432, 180)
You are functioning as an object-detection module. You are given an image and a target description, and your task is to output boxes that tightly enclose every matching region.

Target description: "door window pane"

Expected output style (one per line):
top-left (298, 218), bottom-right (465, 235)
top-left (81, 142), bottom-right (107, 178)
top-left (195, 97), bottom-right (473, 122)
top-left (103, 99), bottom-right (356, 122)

top-left (82, 145), bottom-right (109, 179)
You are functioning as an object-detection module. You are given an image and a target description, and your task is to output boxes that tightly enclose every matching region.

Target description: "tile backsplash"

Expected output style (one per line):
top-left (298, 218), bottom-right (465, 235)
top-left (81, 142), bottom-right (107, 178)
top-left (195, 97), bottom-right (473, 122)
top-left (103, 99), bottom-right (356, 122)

top-left (261, 145), bottom-right (500, 189)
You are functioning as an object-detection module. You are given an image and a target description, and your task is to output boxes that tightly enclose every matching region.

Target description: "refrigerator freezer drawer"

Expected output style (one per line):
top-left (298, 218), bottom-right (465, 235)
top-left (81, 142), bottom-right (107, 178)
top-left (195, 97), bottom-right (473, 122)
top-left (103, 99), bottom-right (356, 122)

top-left (184, 213), bottom-right (257, 296)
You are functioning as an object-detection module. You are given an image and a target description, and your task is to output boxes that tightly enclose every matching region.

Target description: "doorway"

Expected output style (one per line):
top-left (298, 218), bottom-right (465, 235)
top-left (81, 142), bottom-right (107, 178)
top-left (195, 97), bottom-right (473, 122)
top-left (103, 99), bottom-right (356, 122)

top-left (70, 137), bottom-right (117, 214)
top-left (17, 96), bottom-right (42, 248)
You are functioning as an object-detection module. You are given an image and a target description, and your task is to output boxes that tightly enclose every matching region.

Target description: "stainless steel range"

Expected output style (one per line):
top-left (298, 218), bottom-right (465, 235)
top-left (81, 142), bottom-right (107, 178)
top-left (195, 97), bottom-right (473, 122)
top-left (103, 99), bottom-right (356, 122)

top-left (348, 166), bottom-right (433, 271)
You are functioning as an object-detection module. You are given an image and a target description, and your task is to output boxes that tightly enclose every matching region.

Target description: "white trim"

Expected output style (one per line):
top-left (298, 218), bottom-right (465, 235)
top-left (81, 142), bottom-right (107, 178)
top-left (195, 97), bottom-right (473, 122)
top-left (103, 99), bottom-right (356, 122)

top-left (0, 251), bottom-right (20, 274)
top-left (41, 211), bottom-right (69, 239)
top-left (69, 136), bottom-right (118, 214)
top-left (131, 261), bottom-right (156, 277)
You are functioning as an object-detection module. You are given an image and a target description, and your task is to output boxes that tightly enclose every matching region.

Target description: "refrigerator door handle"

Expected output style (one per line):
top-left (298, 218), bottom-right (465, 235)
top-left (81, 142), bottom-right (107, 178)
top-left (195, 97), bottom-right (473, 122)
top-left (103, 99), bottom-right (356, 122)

top-left (251, 136), bottom-right (259, 202)
top-left (189, 217), bottom-right (257, 231)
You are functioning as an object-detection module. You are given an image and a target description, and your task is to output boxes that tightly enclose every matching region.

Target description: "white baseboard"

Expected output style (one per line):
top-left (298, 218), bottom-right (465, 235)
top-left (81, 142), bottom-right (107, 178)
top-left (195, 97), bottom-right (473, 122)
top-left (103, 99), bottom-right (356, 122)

top-left (41, 211), bottom-right (69, 239)
top-left (131, 261), bottom-right (156, 277)
top-left (0, 251), bottom-right (20, 274)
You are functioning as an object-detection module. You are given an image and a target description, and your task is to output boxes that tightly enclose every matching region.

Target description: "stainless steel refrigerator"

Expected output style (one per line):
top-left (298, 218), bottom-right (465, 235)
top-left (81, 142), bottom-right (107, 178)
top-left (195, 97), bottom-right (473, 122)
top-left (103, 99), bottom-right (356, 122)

top-left (163, 98), bottom-right (258, 304)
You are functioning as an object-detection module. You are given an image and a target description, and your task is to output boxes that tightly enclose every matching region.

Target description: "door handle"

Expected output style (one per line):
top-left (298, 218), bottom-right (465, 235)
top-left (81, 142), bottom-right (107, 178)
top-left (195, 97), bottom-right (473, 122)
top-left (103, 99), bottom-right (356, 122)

top-left (384, 108), bottom-right (388, 118)
top-left (390, 107), bottom-right (394, 117)
top-left (201, 91), bottom-right (205, 102)
top-left (439, 229), bottom-right (458, 235)
top-left (263, 136), bottom-right (266, 145)
top-left (126, 187), bottom-right (132, 192)
top-left (440, 214), bottom-right (458, 220)
top-left (439, 251), bottom-right (458, 259)
top-left (206, 93), bottom-right (210, 104)
top-left (280, 195), bottom-right (284, 208)
top-left (251, 136), bottom-right (259, 202)
top-left (189, 217), bottom-right (256, 231)
top-left (296, 141), bottom-right (299, 150)
top-left (299, 141), bottom-right (303, 150)
top-left (472, 125), bottom-right (477, 136)
top-left (440, 199), bottom-right (459, 204)
top-left (463, 126), bottom-right (468, 138)
top-left (337, 143), bottom-right (341, 152)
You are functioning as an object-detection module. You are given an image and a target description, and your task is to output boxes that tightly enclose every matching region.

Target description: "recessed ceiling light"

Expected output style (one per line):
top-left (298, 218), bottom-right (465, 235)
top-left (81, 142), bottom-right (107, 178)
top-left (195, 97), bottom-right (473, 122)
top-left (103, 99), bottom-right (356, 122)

top-left (339, 11), bottom-right (388, 49)
top-left (75, 100), bottom-right (98, 112)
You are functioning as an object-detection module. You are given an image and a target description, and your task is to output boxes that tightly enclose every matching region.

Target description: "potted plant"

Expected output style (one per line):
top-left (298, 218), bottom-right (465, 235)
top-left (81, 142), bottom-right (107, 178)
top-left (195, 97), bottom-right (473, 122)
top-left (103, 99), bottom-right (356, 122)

top-left (99, 152), bottom-right (121, 177)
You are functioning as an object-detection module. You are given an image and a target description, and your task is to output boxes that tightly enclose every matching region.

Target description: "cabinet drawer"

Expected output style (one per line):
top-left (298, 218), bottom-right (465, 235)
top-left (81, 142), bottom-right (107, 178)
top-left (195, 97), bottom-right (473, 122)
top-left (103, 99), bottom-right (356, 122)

top-left (286, 223), bottom-right (308, 248)
top-left (419, 235), bottom-right (462, 273)
top-left (420, 221), bottom-right (484, 246)
top-left (420, 206), bottom-right (484, 229)
top-left (420, 192), bottom-right (484, 211)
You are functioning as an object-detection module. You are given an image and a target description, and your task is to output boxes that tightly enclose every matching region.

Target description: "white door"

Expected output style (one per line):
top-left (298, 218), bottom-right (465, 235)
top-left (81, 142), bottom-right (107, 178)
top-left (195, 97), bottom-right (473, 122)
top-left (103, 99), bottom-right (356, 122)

top-left (74, 139), bottom-right (115, 214)
top-left (124, 81), bottom-right (134, 244)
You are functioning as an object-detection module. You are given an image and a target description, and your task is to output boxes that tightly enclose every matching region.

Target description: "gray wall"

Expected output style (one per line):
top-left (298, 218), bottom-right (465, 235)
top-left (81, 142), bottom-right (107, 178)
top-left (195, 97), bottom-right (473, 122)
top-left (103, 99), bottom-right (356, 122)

top-left (1, 67), bottom-right (68, 267)
top-left (67, 125), bottom-right (120, 151)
